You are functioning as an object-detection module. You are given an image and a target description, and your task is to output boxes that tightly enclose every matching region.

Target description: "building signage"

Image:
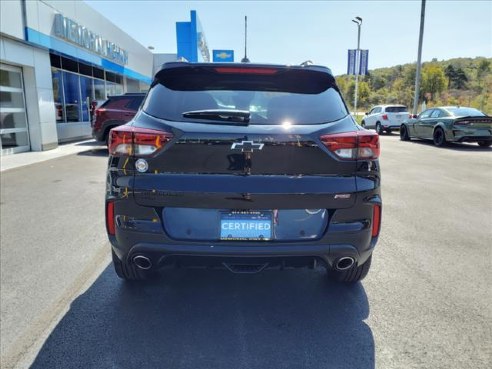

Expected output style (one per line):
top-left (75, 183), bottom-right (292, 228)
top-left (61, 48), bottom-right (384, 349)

top-left (53, 14), bottom-right (128, 65)
top-left (213, 50), bottom-right (234, 62)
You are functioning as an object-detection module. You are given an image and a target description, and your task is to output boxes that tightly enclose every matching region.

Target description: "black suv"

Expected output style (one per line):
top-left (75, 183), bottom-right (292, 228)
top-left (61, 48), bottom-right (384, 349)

top-left (92, 93), bottom-right (145, 144)
top-left (106, 62), bottom-right (381, 283)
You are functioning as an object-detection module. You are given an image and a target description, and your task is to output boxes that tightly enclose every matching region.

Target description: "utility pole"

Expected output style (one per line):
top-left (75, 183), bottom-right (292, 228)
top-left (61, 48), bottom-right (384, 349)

top-left (412, 0), bottom-right (426, 115)
top-left (241, 16), bottom-right (250, 63)
top-left (352, 17), bottom-right (362, 116)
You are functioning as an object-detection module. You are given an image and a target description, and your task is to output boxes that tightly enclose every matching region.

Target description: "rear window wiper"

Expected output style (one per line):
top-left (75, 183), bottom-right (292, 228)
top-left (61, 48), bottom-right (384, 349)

top-left (182, 109), bottom-right (250, 125)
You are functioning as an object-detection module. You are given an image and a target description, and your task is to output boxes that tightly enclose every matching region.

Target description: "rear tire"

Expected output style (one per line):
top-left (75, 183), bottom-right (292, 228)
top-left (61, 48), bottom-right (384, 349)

top-left (477, 140), bottom-right (492, 147)
top-left (329, 255), bottom-right (372, 283)
top-left (433, 127), bottom-right (447, 147)
top-left (376, 122), bottom-right (384, 135)
top-left (112, 249), bottom-right (148, 281)
top-left (400, 125), bottom-right (410, 141)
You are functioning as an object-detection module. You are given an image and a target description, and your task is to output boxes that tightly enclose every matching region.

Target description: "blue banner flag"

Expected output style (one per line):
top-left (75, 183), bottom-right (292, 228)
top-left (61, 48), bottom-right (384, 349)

top-left (359, 50), bottom-right (369, 75)
top-left (347, 49), bottom-right (356, 75)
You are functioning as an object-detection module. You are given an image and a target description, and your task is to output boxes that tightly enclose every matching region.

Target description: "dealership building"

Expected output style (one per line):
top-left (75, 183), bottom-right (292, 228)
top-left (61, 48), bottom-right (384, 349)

top-left (0, 1), bottom-right (215, 155)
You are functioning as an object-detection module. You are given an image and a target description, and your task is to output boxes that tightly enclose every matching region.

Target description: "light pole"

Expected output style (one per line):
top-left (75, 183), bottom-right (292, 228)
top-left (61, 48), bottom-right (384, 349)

top-left (352, 17), bottom-right (362, 116)
top-left (241, 16), bottom-right (250, 63)
top-left (412, 0), bottom-right (426, 115)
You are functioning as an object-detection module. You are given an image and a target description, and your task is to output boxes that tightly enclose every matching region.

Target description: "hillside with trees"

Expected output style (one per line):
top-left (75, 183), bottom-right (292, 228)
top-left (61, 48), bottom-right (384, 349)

top-left (336, 57), bottom-right (492, 114)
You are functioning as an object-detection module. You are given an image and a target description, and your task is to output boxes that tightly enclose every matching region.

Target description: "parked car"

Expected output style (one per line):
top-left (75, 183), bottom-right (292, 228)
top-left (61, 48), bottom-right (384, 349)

top-left (92, 93), bottom-right (145, 144)
top-left (400, 106), bottom-right (492, 147)
top-left (361, 105), bottom-right (410, 134)
top-left (106, 62), bottom-right (382, 283)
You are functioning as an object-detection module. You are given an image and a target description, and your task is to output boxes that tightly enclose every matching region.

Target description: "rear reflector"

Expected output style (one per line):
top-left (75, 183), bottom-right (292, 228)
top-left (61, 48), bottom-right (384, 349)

top-left (109, 126), bottom-right (173, 156)
top-left (106, 201), bottom-right (115, 235)
top-left (372, 204), bottom-right (381, 237)
top-left (320, 131), bottom-right (380, 160)
top-left (214, 67), bottom-right (278, 75)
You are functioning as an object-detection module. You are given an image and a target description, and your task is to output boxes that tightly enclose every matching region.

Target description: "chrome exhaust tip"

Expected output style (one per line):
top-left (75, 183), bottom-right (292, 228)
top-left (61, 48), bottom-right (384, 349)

top-left (335, 257), bottom-right (355, 271)
top-left (133, 255), bottom-right (152, 270)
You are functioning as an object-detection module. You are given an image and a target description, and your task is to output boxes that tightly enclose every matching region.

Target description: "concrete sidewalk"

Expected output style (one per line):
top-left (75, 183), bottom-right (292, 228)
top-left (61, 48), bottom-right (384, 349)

top-left (0, 140), bottom-right (106, 172)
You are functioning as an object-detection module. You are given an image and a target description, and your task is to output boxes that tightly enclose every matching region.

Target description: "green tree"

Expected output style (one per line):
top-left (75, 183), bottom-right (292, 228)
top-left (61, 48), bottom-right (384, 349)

top-left (444, 65), bottom-right (456, 89)
top-left (421, 64), bottom-right (447, 101)
top-left (453, 68), bottom-right (468, 89)
top-left (476, 59), bottom-right (491, 111)
top-left (358, 81), bottom-right (371, 109)
top-left (477, 59), bottom-right (491, 80)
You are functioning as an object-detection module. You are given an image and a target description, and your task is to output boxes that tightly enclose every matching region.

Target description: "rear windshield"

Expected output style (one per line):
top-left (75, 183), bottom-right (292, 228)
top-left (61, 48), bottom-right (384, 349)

top-left (446, 107), bottom-right (485, 117)
top-left (100, 95), bottom-right (144, 110)
top-left (385, 106), bottom-right (408, 113)
top-left (142, 66), bottom-right (348, 125)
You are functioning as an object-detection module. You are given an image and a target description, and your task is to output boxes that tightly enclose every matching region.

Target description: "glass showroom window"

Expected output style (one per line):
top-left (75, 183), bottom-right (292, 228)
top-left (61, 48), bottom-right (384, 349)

top-left (80, 75), bottom-right (94, 122)
top-left (94, 78), bottom-right (105, 105)
top-left (105, 81), bottom-right (123, 97)
top-left (51, 68), bottom-right (65, 123)
top-left (62, 71), bottom-right (81, 122)
top-left (0, 63), bottom-right (30, 154)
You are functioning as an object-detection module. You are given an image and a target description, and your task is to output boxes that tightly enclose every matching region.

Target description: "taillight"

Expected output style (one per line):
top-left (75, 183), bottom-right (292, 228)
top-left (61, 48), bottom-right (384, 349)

top-left (372, 204), bottom-right (381, 237)
top-left (382, 114), bottom-right (388, 120)
top-left (454, 120), bottom-right (470, 126)
top-left (320, 131), bottom-right (380, 160)
top-left (106, 201), bottom-right (115, 235)
top-left (108, 126), bottom-right (173, 156)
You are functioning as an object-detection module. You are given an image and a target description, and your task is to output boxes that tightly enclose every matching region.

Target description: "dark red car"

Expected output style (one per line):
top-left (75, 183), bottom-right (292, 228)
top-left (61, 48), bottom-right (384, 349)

top-left (92, 93), bottom-right (145, 144)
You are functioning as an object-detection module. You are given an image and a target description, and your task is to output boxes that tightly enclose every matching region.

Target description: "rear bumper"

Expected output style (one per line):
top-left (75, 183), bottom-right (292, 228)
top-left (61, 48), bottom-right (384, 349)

top-left (109, 198), bottom-right (380, 270)
top-left (112, 241), bottom-right (375, 270)
top-left (382, 123), bottom-right (401, 130)
top-left (454, 135), bottom-right (492, 143)
top-left (107, 170), bottom-right (381, 272)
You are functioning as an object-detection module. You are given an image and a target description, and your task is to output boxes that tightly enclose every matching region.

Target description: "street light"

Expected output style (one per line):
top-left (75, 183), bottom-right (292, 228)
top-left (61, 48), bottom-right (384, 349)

top-left (241, 16), bottom-right (250, 63)
top-left (352, 17), bottom-right (362, 116)
top-left (412, 0), bottom-right (426, 115)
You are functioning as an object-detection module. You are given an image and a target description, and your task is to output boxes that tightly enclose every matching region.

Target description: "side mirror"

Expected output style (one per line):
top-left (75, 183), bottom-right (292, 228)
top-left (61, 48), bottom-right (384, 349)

top-left (365, 112), bottom-right (369, 115)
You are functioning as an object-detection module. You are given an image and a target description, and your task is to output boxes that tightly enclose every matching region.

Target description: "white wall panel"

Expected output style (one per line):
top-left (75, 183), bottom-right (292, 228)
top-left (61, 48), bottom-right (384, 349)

top-left (0, 38), bottom-right (35, 67)
top-left (33, 50), bottom-right (53, 89)
top-left (36, 88), bottom-right (56, 124)
top-left (0, 0), bottom-right (24, 40)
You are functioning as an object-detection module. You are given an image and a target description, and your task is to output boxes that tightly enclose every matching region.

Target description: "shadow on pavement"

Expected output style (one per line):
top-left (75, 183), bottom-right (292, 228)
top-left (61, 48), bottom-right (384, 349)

top-left (77, 148), bottom-right (109, 157)
top-left (404, 139), bottom-right (492, 152)
top-left (30, 266), bottom-right (374, 369)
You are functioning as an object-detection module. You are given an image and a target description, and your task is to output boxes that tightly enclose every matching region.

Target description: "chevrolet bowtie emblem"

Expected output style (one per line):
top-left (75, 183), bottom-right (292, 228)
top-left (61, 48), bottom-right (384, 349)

top-left (231, 141), bottom-right (264, 152)
top-left (216, 52), bottom-right (232, 59)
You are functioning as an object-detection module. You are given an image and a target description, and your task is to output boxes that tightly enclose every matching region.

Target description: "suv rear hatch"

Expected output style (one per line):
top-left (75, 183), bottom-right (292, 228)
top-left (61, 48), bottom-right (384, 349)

top-left (385, 106), bottom-right (409, 126)
top-left (111, 64), bottom-right (378, 241)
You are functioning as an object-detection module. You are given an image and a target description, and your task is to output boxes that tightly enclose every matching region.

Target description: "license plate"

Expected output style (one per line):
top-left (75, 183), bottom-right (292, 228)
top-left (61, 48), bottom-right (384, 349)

top-left (220, 210), bottom-right (272, 241)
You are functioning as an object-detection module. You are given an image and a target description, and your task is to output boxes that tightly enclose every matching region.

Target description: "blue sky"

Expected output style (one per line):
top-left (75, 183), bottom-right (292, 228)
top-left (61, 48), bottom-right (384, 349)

top-left (85, 0), bottom-right (492, 75)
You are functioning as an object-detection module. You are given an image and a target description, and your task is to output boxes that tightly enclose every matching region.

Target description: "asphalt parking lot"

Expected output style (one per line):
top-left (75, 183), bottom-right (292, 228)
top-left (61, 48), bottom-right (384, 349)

top-left (1, 135), bottom-right (491, 369)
